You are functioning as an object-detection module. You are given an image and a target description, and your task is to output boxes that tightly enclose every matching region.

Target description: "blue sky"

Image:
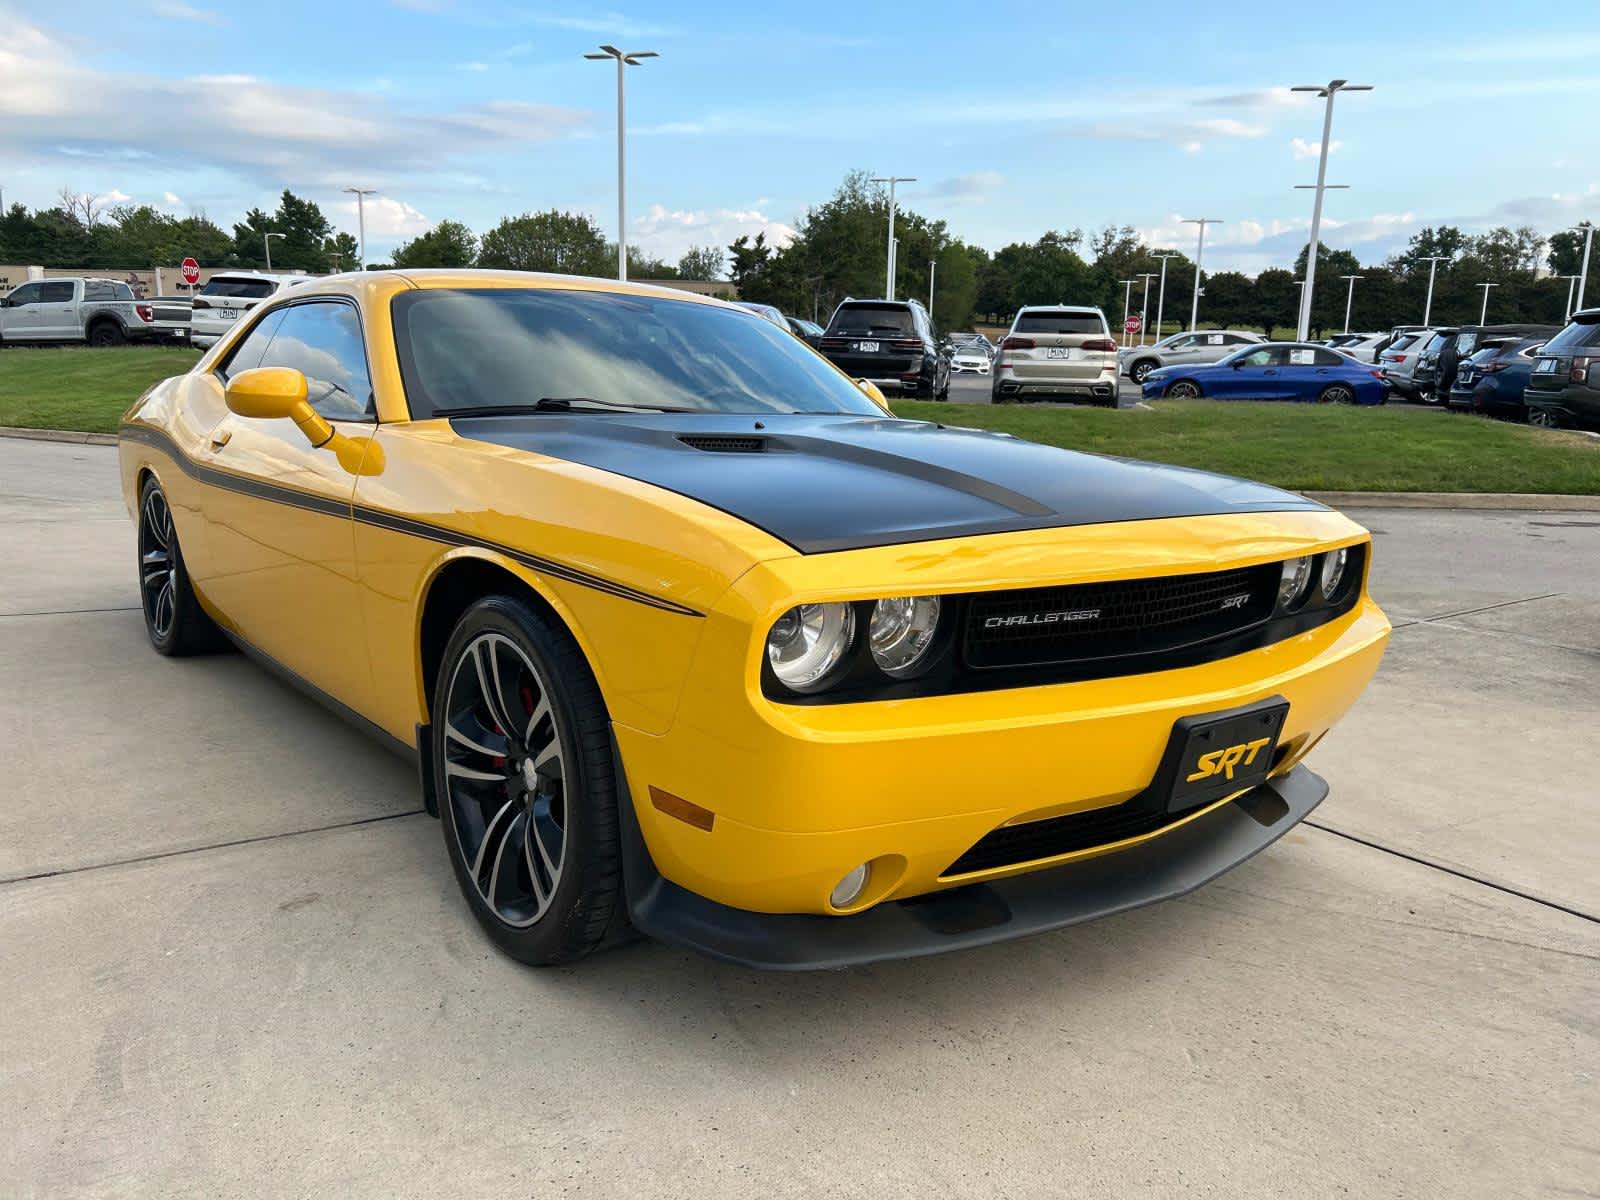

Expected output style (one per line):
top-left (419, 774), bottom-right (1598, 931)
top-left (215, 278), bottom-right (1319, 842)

top-left (2, 0), bottom-right (1596, 273)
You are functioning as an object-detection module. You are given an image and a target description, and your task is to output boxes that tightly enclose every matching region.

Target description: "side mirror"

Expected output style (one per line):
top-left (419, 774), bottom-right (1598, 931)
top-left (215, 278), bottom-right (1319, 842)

top-left (856, 379), bottom-right (889, 409)
top-left (224, 366), bottom-right (333, 448)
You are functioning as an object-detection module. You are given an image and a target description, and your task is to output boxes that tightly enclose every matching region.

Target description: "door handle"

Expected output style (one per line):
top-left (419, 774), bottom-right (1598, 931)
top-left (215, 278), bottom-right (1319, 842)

top-left (209, 429), bottom-right (233, 449)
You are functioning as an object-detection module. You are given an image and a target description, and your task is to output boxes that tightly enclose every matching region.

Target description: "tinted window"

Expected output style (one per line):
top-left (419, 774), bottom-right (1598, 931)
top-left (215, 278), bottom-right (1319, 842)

top-left (1014, 310), bottom-right (1104, 335)
top-left (1166, 334), bottom-right (1199, 350)
top-left (1421, 334), bottom-right (1448, 356)
top-left (85, 280), bottom-right (115, 301)
top-left (1390, 334), bottom-right (1419, 352)
top-left (39, 281), bottom-right (75, 303)
top-left (1311, 348), bottom-right (1342, 366)
top-left (395, 288), bottom-right (887, 418)
top-left (1539, 318), bottom-right (1600, 353)
top-left (201, 277), bottom-right (277, 300)
top-left (217, 309), bottom-right (288, 380)
top-left (827, 303), bottom-right (915, 335)
top-left (1232, 347), bottom-right (1281, 367)
top-left (1222, 334), bottom-right (1253, 345)
top-left (258, 302), bottom-right (373, 419)
top-left (6, 283), bottom-right (42, 306)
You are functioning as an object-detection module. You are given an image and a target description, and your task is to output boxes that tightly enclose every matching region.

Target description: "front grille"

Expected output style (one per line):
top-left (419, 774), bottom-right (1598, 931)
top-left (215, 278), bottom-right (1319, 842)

top-left (678, 435), bottom-right (765, 453)
top-left (963, 562), bottom-right (1279, 671)
top-left (944, 798), bottom-right (1195, 876)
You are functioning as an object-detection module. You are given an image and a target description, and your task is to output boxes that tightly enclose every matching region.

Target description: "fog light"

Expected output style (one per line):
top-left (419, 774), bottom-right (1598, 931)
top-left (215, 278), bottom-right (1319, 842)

top-left (829, 863), bottom-right (870, 909)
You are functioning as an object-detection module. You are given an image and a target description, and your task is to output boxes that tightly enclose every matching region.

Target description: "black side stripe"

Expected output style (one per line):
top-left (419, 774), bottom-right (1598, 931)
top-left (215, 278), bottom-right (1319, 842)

top-left (119, 422), bottom-right (703, 618)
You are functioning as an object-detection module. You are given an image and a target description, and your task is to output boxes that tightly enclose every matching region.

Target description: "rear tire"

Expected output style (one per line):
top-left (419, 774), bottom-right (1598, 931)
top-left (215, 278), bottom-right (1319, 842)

top-left (1129, 359), bottom-right (1158, 385)
top-left (88, 322), bottom-right (126, 348)
top-left (1319, 384), bottom-right (1355, 405)
top-left (433, 595), bottom-right (622, 967)
top-left (1527, 408), bottom-right (1560, 429)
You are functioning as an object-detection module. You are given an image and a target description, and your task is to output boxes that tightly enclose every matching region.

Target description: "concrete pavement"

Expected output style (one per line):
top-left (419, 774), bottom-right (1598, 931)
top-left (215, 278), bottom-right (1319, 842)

top-left (3, 437), bottom-right (1596, 1199)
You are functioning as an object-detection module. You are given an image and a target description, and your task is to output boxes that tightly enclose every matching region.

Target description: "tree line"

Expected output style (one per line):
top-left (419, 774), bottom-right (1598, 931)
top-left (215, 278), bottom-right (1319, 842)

top-left (2, 178), bottom-right (1589, 334)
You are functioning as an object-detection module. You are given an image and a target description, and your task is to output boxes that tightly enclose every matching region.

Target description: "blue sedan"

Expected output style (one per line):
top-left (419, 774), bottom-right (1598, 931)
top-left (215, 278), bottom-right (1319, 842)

top-left (1142, 343), bottom-right (1389, 405)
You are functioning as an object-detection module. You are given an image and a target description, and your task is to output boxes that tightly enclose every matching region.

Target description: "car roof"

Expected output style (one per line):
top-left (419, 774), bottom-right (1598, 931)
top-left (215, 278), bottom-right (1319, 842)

top-left (279, 268), bottom-right (736, 311)
top-left (1015, 304), bottom-right (1102, 313)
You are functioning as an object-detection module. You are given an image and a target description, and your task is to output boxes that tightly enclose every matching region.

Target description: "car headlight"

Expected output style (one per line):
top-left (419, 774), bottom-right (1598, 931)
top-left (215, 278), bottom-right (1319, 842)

top-left (766, 602), bottom-right (856, 693)
top-left (1278, 556), bottom-right (1313, 610)
top-left (868, 596), bottom-right (942, 678)
top-left (1320, 548), bottom-right (1349, 599)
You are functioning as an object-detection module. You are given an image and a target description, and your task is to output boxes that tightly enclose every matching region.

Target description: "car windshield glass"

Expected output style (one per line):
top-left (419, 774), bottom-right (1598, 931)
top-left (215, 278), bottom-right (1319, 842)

top-left (1422, 334), bottom-right (1447, 355)
top-left (1013, 311), bottom-right (1103, 334)
top-left (394, 288), bottom-right (887, 418)
top-left (1390, 334), bottom-right (1419, 351)
top-left (1538, 318), bottom-right (1600, 353)
top-left (201, 278), bottom-right (276, 299)
top-left (826, 303), bottom-right (914, 335)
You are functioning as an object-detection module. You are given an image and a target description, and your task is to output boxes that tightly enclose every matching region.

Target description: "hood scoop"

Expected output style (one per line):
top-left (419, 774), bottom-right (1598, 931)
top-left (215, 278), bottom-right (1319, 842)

top-left (677, 434), bottom-right (767, 453)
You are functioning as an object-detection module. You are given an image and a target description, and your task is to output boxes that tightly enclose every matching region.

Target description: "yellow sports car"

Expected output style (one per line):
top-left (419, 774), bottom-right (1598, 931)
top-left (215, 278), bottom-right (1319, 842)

top-left (118, 270), bottom-right (1390, 969)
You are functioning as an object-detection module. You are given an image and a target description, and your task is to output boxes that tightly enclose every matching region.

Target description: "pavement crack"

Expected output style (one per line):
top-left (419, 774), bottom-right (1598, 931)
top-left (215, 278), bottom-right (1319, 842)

top-left (0, 605), bottom-right (141, 618)
top-left (1306, 820), bottom-right (1600, 926)
top-left (0, 809), bottom-right (428, 887)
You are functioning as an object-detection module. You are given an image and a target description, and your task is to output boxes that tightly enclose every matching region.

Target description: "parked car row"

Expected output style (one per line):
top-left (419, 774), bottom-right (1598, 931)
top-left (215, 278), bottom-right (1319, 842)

top-left (1141, 342), bottom-right (1389, 405)
top-left (1374, 322), bottom-right (1567, 421)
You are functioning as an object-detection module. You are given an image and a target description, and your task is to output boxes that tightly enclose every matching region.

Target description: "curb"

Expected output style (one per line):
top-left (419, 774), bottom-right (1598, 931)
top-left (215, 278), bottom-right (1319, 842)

top-left (1, 426), bottom-right (1596, 511)
top-left (0, 425), bottom-right (117, 447)
top-left (1304, 491), bottom-right (1600, 512)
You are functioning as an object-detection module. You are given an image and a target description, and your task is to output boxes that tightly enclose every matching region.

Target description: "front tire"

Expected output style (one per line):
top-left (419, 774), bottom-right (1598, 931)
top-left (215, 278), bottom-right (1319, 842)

top-left (1164, 380), bottom-right (1201, 399)
top-left (136, 476), bottom-right (225, 656)
top-left (433, 595), bottom-right (621, 966)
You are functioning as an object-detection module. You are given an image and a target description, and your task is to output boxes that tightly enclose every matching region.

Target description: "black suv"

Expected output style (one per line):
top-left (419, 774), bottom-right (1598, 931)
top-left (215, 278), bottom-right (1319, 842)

top-left (1524, 308), bottom-right (1600, 429)
top-left (817, 298), bottom-right (950, 400)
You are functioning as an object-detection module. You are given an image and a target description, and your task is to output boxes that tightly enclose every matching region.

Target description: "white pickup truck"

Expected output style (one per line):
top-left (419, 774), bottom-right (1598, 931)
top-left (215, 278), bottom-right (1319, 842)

top-left (0, 277), bottom-right (157, 347)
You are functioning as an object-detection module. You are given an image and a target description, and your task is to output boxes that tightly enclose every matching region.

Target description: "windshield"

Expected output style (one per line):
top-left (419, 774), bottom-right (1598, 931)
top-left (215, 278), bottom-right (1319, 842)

top-left (201, 277), bottom-right (276, 299)
top-left (393, 288), bottom-right (887, 418)
top-left (1421, 333), bottom-right (1448, 356)
top-left (827, 303), bottom-right (914, 335)
top-left (1014, 310), bottom-right (1103, 334)
top-left (1539, 317), bottom-right (1600, 354)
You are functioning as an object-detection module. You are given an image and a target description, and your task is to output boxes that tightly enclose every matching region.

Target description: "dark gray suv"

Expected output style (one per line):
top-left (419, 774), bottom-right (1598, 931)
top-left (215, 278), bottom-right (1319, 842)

top-left (1524, 308), bottom-right (1600, 428)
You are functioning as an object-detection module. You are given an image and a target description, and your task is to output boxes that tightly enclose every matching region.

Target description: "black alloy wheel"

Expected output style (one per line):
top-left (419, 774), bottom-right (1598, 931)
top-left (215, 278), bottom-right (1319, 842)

top-left (1165, 380), bottom-right (1201, 399)
top-left (1319, 384), bottom-right (1354, 405)
top-left (1527, 408), bottom-right (1560, 429)
top-left (136, 476), bottom-right (224, 655)
top-left (89, 323), bottom-right (126, 348)
top-left (434, 596), bottom-right (621, 965)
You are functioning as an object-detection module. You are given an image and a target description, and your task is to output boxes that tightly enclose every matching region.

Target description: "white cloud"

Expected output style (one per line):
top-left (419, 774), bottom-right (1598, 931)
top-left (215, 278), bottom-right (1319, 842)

top-left (1077, 115), bottom-right (1267, 150)
top-left (1291, 136), bottom-right (1341, 160)
top-left (528, 11), bottom-right (673, 37)
top-left (337, 194), bottom-right (431, 239)
top-left (630, 203), bottom-right (797, 266)
top-left (153, 0), bottom-right (222, 24)
top-left (0, 16), bottom-right (590, 190)
top-left (93, 188), bottom-right (132, 206)
top-left (161, 191), bottom-right (182, 207)
top-left (927, 172), bottom-right (1004, 202)
top-left (456, 61), bottom-right (490, 72)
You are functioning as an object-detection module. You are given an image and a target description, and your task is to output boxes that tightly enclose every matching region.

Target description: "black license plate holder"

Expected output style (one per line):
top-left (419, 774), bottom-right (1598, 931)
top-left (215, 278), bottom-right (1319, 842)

top-left (1141, 697), bottom-right (1290, 814)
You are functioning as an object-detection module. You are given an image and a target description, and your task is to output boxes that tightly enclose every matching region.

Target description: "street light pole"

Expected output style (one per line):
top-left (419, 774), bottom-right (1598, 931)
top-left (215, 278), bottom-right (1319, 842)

top-left (1119, 278), bottom-right (1136, 348)
top-left (1578, 221), bottom-right (1595, 312)
top-left (1152, 253), bottom-right (1180, 344)
top-left (1340, 274), bottom-right (1363, 334)
top-left (342, 187), bottom-right (376, 270)
top-left (870, 176), bottom-right (917, 300)
top-left (1562, 274), bottom-right (1581, 321)
top-left (1181, 218), bottom-right (1222, 330)
top-left (1137, 273), bottom-right (1157, 346)
top-left (263, 231), bottom-right (285, 272)
top-left (1420, 254), bottom-right (1448, 326)
top-left (586, 44), bottom-right (658, 281)
top-left (928, 258), bottom-right (936, 316)
top-left (1289, 79), bottom-right (1372, 341)
top-left (1477, 282), bottom-right (1498, 325)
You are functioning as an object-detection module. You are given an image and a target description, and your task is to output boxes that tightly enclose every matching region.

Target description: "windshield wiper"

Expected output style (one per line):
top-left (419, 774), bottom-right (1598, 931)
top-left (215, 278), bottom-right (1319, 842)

top-left (439, 397), bottom-right (694, 417)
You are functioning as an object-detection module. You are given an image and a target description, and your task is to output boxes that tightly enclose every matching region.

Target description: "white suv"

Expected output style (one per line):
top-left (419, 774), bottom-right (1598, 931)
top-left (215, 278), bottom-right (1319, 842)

top-left (992, 306), bottom-right (1119, 405)
top-left (189, 272), bottom-right (309, 348)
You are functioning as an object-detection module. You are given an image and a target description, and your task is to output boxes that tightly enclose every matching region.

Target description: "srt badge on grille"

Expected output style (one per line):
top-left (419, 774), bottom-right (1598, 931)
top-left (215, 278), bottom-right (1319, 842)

top-left (984, 609), bottom-right (1102, 629)
top-left (1219, 593), bottom-right (1251, 610)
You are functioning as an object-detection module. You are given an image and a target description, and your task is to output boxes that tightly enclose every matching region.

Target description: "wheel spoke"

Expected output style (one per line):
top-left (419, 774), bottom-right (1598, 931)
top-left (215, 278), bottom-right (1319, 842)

top-left (153, 582), bottom-right (174, 635)
top-left (471, 796), bottom-right (518, 884)
top-left (487, 809), bottom-right (531, 919)
top-left (531, 737), bottom-right (561, 777)
top-left (444, 719), bottom-right (503, 759)
top-left (471, 638), bottom-right (520, 740)
top-left (445, 760), bottom-right (503, 783)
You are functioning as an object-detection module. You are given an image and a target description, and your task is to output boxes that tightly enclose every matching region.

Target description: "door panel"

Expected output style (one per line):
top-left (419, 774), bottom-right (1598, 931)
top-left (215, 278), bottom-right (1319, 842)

top-left (37, 281), bottom-right (79, 339)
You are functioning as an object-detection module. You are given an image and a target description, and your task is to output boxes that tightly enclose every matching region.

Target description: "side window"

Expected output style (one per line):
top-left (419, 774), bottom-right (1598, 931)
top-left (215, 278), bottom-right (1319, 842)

top-left (257, 302), bottom-right (374, 419)
top-left (1167, 335), bottom-right (1197, 350)
top-left (1287, 347), bottom-right (1318, 366)
top-left (39, 281), bottom-right (76, 303)
top-left (1236, 348), bottom-right (1274, 367)
top-left (1312, 348), bottom-right (1343, 366)
top-left (6, 283), bottom-right (42, 307)
top-left (85, 280), bottom-right (113, 301)
top-left (216, 309), bottom-right (288, 381)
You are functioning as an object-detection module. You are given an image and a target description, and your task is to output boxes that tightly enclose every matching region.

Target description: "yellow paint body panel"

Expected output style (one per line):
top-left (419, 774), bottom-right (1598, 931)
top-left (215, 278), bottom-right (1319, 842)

top-left (117, 269), bottom-right (1389, 923)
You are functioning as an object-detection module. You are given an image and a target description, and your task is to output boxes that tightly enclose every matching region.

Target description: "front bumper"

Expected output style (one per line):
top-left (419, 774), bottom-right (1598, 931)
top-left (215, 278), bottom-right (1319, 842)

top-left (623, 763), bottom-right (1329, 969)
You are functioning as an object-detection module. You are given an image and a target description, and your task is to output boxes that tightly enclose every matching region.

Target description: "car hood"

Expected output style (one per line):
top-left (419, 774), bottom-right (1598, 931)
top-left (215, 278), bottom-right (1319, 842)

top-left (452, 412), bottom-right (1321, 555)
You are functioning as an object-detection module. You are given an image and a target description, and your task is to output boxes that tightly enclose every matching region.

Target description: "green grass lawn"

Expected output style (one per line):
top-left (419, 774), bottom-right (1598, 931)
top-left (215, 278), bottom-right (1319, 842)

top-left (0, 346), bottom-right (203, 433)
top-left (2, 347), bottom-right (1596, 493)
top-left (893, 399), bottom-right (1600, 495)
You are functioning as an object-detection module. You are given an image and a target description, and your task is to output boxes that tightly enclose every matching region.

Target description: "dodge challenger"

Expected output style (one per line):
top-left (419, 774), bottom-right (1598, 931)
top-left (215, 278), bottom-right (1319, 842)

top-left (118, 270), bottom-right (1390, 969)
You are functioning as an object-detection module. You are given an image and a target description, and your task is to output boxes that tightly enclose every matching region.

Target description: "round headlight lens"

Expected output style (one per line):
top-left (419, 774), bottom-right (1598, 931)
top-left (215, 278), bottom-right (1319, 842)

top-left (766, 602), bottom-right (856, 692)
top-left (1320, 548), bottom-right (1349, 598)
top-left (1278, 556), bottom-right (1313, 610)
top-left (867, 596), bottom-right (943, 678)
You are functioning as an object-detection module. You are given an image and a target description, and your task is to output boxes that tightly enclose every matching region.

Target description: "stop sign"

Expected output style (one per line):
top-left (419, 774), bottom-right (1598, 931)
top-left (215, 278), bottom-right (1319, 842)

top-left (1124, 314), bottom-right (1142, 334)
top-left (181, 258), bottom-right (201, 286)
